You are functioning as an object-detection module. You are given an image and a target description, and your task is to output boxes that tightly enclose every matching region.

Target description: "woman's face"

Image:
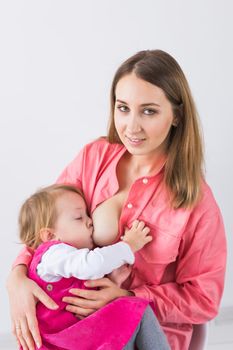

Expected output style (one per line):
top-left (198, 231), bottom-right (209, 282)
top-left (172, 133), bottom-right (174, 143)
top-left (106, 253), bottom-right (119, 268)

top-left (114, 73), bottom-right (176, 158)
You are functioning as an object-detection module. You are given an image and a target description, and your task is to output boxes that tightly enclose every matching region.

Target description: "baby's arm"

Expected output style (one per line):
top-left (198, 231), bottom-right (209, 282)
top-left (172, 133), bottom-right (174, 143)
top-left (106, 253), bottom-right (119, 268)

top-left (38, 220), bottom-right (152, 281)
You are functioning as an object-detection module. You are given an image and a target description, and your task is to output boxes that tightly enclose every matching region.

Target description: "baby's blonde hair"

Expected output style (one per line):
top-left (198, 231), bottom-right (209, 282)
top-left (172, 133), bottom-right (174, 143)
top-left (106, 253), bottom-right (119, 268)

top-left (19, 184), bottom-right (84, 249)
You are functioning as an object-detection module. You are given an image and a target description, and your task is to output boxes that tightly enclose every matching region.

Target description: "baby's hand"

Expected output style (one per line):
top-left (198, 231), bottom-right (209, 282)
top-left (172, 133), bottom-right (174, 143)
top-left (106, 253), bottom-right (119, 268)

top-left (121, 220), bottom-right (152, 253)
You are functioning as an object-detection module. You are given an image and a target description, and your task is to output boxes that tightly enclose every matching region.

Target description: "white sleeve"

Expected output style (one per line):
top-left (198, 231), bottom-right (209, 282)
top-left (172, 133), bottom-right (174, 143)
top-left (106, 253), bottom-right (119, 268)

top-left (37, 242), bottom-right (135, 282)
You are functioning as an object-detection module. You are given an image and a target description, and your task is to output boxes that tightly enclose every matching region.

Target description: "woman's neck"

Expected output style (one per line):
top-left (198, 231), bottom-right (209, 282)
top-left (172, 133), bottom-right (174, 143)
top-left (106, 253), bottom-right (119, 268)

top-left (125, 151), bottom-right (167, 178)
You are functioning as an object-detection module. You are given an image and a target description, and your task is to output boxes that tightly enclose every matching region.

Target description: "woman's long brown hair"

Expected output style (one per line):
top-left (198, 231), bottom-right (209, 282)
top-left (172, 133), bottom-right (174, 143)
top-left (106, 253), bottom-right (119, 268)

top-left (107, 49), bottom-right (204, 209)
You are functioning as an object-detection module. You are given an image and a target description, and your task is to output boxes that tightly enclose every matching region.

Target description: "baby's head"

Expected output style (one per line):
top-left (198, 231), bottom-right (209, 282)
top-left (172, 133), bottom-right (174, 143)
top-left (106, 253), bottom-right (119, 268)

top-left (19, 184), bottom-right (94, 250)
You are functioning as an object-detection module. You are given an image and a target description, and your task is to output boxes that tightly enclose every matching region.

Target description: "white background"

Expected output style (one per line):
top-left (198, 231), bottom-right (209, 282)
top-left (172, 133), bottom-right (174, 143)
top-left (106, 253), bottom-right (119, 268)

top-left (0, 0), bottom-right (232, 341)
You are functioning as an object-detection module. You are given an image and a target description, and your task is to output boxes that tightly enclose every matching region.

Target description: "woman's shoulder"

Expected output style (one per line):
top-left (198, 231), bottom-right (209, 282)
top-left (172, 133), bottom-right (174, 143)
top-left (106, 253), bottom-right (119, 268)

top-left (85, 136), bottom-right (109, 149)
top-left (84, 136), bottom-right (124, 156)
top-left (195, 179), bottom-right (222, 216)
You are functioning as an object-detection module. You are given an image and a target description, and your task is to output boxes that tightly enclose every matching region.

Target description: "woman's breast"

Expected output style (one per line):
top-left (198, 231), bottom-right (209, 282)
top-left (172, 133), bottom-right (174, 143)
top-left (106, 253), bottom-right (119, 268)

top-left (92, 192), bottom-right (127, 246)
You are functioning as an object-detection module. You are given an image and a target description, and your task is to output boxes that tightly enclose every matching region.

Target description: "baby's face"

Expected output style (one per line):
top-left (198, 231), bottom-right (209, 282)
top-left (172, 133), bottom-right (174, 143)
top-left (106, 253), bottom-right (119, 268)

top-left (54, 191), bottom-right (94, 249)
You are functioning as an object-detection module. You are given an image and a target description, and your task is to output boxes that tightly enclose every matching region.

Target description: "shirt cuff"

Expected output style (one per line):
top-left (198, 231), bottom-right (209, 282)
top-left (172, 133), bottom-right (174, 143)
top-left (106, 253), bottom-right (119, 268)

top-left (130, 285), bottom-right (151, 301)
top-left (118, 242), bottom-right (135, 264)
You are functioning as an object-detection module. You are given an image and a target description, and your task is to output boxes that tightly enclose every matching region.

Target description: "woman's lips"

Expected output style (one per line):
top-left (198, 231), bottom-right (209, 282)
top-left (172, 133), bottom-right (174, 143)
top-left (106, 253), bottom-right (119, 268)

top-left (126, 135), bottom-right (146, 146)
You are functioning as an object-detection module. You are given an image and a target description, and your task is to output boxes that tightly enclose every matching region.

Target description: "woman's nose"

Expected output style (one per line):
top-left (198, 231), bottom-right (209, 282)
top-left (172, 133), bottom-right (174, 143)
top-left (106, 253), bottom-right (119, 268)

top-left (127, 115), bottom-right (142, 133)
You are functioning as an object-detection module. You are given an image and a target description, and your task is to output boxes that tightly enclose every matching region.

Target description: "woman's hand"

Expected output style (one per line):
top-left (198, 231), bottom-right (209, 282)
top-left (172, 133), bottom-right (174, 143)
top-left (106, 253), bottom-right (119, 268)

top-left (63, 277), bottom-right (133, 318)
top-left (7, 265), bottom-right (58, 350)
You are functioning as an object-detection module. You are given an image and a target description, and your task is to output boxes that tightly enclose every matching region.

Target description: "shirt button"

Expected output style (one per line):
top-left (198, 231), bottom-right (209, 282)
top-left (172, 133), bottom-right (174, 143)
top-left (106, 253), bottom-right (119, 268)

top-left (142, 178), bottom-right (148, 184)
top-left (46, 284), bottom-right (53, 291)
top-left (127, 203), bottom-right (133, 209)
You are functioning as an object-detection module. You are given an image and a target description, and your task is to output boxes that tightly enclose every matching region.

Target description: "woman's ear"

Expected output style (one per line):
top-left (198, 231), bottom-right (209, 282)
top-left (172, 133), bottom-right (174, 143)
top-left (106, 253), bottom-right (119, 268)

top-left (39, 228), bottom-right (56, 242)
top-left (172, 117), bottom-right (179, 127)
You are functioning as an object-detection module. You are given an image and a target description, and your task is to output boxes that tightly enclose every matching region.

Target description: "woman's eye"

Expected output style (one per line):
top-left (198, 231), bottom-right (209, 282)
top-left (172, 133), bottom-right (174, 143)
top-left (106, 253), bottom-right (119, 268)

top-left (117, 105), bottom-right (128, 112)
top-left (143, 109), bottom-right (157, 115)
top-left (75, 217), bottom-right (82, 220)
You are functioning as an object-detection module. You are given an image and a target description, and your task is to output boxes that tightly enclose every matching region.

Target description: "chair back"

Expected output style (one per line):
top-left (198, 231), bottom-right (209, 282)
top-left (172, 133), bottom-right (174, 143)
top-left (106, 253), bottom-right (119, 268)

top-left (188, 324), bottom-right (208, 350)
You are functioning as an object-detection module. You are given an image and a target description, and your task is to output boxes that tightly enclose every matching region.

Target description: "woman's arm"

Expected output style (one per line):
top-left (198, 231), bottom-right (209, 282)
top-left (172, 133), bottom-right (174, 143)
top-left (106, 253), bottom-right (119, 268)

top-left (7, 265), bottom-right (59, 350)
top-left (131, 208), bottom-right (227, 324)
top-left (7, 145), bottom-right (88, 349)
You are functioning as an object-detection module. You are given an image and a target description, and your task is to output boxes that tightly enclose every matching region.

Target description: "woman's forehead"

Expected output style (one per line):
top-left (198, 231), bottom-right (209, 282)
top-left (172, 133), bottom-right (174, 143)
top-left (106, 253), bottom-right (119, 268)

top-left (115, 74), bottom-right (167, 106)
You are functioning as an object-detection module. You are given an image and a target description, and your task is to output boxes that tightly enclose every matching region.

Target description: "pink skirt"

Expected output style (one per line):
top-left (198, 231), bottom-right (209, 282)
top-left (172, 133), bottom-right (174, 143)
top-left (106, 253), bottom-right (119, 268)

top-left (41, 296), bottom-right (148, 350)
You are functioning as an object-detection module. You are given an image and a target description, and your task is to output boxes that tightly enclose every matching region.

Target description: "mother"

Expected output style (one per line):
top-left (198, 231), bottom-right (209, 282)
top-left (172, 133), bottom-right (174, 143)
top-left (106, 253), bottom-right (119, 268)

top-left (7, 49), bottom-right (226, 350)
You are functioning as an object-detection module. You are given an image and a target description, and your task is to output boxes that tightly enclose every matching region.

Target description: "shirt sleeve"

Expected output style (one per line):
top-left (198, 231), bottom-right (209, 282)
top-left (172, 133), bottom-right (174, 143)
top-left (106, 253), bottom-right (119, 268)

top-left (12, 246), bottom-right (34, 269)
top-left (131, 208), bottom-right (227, 324)
top-left (37, 242), bottom-right (135, 282)
top-left (56, 144), bottom-right (86, 188)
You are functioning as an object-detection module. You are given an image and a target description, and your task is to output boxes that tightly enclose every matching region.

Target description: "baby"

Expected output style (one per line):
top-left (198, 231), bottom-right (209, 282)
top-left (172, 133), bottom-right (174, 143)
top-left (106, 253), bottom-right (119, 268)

top-left (18, 184), bottom-right (169, 350)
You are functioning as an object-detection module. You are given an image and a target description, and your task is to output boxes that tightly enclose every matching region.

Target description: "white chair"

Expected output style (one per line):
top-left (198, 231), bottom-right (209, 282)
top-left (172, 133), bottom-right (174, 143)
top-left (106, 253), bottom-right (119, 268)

top-left (188, 324), bottom-right (208, 350)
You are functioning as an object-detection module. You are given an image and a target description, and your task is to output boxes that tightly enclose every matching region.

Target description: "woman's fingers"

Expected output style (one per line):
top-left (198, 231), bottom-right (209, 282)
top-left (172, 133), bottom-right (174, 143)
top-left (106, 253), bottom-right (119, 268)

top-left (21, 317), bottom-right (36, 350)
top-left (68, 287), bottom-right (100, 300)
top-left (63, 289), bottom-right (100, 317)
top-left (63, 278), bottom-right (115, 313)
top-left (76, 314), bottom-right (93, 320)
top-left (26, 312), bottom-right (41, 349)
top-left (9, 292), bottom-right (37, 348)
top-left (63, 295), bottom-right (101, 309)
top-left (34, 285), bottom-right (58, 310)
top-left (84, 277), bottom-right (113, 289)
top-left (14, 319), bottom-right (30, 350)
top-left (63, 278), bottom-right (127, 319)
top-left (67, 305), bottom-right (96, 317)
top-left (25, 285), bottom-right (58, 348)
top-left (7, 269), bottom-right (58, 350)
top-left (13, 315), bottom-right (39, 350)
top-left (27, 283), bottom-right (58, 348)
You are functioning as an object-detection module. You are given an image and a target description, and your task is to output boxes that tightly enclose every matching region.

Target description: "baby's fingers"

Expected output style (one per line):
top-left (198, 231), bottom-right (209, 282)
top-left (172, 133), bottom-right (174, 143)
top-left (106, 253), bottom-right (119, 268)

top-left (145, 235), bottom-right (153, 243)
top-left (137, 221), bottom-right (146, 230)
top-left (142, 227), bottom-right (150, 235)
top-left (131, 220), bottom-right (139, 229)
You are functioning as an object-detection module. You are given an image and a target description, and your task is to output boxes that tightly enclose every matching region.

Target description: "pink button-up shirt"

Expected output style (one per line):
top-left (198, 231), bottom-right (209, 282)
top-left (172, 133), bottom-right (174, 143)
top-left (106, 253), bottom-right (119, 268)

top-left (15, 138), bottom-right (226, 350)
